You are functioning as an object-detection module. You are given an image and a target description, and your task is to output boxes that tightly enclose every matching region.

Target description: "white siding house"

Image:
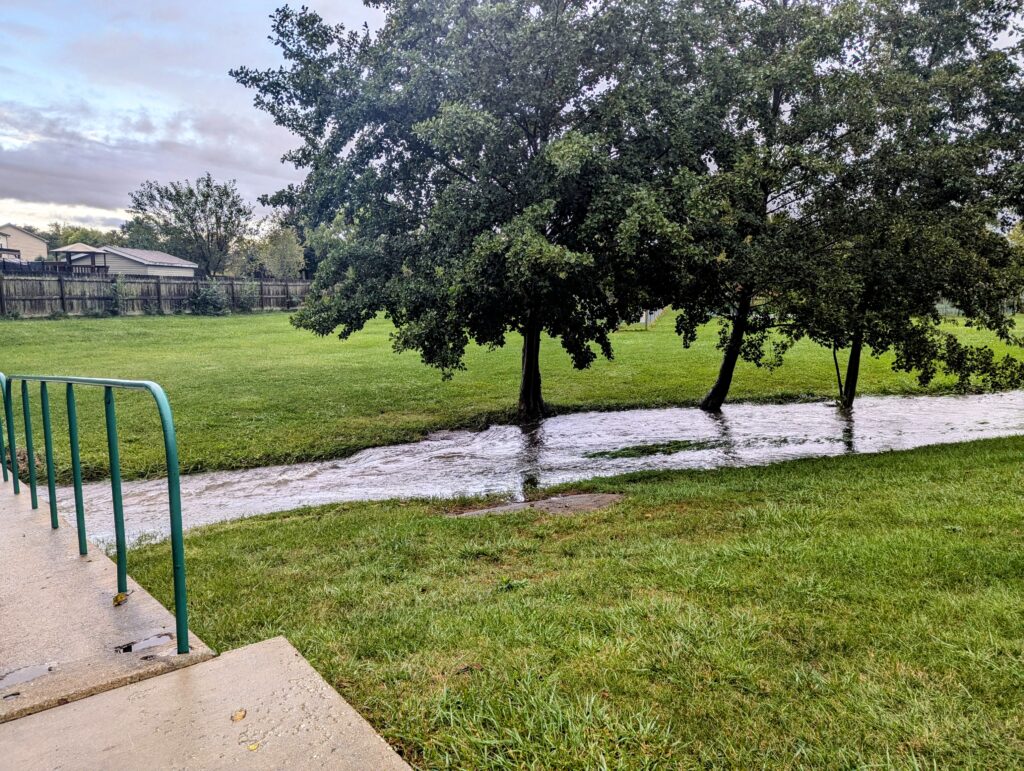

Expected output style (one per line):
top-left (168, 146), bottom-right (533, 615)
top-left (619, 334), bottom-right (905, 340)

top-left (0, 224), bottom-right (48, 261)
top-left (69, 247), bottom-right (199, 278)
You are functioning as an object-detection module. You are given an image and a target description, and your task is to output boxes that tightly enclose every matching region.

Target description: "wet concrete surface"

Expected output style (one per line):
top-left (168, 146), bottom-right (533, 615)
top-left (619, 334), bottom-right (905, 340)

top-left (43, 391), bottom-right (1024, 546)
top-left (0, 637), bottom-right (411, 770)
top-left (0, 487), bottom-right (212, 723)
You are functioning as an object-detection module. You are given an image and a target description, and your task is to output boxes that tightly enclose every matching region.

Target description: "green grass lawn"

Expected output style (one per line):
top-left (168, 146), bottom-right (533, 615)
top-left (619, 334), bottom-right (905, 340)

top-left (1, 311), bottom-right (1019, 481)
top-left (130, 437), bottom-right (1024, 768)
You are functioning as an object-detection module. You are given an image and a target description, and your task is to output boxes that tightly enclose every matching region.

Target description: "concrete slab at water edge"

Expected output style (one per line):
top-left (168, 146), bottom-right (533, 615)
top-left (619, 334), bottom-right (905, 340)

top-left (0, 488), bottom-right (212, 722)
top-left (453, 493), bottom-right (625, 518)
top-left (0, 636), bottom-right (411, 770)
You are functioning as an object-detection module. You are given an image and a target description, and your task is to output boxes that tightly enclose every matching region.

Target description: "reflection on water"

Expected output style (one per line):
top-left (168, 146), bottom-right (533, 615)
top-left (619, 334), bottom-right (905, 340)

top-left (45, 391), bottom-right (1024, 546)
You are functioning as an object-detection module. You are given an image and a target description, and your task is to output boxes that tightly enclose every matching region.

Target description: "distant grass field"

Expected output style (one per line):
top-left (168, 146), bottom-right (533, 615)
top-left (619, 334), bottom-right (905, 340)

top-left (131, 437), bottom-right (1024, 768)
top-left (0, 311), bottom-right (1020, 481)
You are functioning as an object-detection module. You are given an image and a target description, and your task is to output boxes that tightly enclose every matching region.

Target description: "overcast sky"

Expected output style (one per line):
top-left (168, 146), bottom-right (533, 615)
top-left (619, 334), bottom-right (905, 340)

top-left (0, 1), bottom-right (382, 229)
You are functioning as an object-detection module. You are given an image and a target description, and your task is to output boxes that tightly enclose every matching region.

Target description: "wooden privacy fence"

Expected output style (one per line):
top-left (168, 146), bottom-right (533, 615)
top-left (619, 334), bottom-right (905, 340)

top-left (0, 275), bottom-right (311, 318)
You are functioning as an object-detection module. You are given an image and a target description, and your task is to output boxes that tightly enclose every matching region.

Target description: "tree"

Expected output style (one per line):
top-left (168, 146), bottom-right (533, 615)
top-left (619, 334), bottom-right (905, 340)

top-left (785, 0), bottom-right (1024, 407)
top-left (228, 223), bottom-right (306, 278)
top-left (118, 217), bottom-right (164, 251)
top-left (615, 0), bottom-right (867, 412)
top-left (40, 223), bottom-right (122, 249)
top-left (234, 2), bottom-right (659, 419)
top-left (126, 174), bottom-right (253, 276)
top-left (622, 0), bottom-right (1024, 411)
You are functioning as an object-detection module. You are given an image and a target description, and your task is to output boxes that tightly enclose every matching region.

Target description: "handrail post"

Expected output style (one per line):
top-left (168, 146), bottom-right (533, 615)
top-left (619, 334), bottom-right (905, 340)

top-left (2, 374), bottom-right (190, 654)
top-left (66, 384), bottom-right (87, 555)
top-left (104, 387), bottom-right (128, 595)
top-left (40, 382), bottom-right (59, 529)
top-left (151, 385), bottom-right (190, 654)
top-left (0, 375), bottom-right (7, 484)
top-left (21, 380), bottom-right (38, 509)
top-left (4, 378), bottom-right (19, 494)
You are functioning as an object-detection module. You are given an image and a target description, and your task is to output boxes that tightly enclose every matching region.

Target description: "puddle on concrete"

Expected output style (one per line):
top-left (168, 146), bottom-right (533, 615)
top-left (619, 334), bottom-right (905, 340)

top-left (0, 662), bottom-right (57, 690)
top-left (42, 391), bottom-right (1024, 546)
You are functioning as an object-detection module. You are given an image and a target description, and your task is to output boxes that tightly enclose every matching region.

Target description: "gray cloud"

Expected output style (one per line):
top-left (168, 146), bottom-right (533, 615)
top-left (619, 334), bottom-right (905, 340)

top-left (1, 1), bottom-right (383, 226)
top-left (0, 100), bottom-right (302, 213)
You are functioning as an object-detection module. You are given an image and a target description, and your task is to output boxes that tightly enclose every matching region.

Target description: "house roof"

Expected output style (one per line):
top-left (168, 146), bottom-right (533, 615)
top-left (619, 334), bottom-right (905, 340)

top-left (100, 246), bottom-right (199, 269)
top-left (0, 224), bottom-right (47, 243)
top-left (52, 242), bottom-right (105, 254)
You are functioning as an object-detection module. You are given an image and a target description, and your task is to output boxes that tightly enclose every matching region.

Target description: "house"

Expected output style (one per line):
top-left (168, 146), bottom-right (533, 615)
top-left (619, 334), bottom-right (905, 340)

top-left (0, 224), bottom-right (48, 262)
top-left (0, 231), bottom-right (22, 262)
top-left (63, 246), bottom-right (199, 278)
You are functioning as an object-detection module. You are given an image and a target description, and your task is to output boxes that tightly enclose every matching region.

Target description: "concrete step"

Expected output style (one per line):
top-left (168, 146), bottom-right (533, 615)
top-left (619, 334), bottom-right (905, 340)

top-left (0, 636), bottom-right (410, 769)
top-left (0, 486), bottom-right (213, 722)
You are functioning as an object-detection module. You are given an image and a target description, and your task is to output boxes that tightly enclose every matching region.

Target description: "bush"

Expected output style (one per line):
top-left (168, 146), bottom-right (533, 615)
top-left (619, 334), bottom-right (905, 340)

top-left (233, 281), bottom-right (261, 313)
top-left (187, 281), bottom-right (229, 316)
top-left (186, 281), bottom-right (229, 316)
top-left (109, 275), bottom-right (130, 316)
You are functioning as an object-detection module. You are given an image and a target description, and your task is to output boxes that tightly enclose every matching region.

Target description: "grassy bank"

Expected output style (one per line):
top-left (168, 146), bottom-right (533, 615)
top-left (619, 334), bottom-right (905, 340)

top-left (131, 438), bottom-right (1024, 768)
top-left (1, 312), bottom-right (1020, 481)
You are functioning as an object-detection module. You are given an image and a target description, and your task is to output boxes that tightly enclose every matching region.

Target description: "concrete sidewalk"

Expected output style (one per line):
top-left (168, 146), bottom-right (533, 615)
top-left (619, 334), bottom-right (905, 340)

top-left (0, 487), bottom-right (212, 722)
top-left (0, 487), bottom-right (410, 768)
top-left (0, 637), bottom-right (409, 770)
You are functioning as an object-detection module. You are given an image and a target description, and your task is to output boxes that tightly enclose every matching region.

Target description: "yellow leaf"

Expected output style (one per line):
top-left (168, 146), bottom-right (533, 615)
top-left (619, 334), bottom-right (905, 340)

top-left (248, 742), bottom-right (260, 752)
top-left (112, 592), bottom-right (130, 607)
top-left (231, 709), bottom-right (246, 723)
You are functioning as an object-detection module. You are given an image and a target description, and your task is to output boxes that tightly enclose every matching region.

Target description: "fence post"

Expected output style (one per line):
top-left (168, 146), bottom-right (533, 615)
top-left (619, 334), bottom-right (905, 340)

top-left (155, 276), bottom-right (162, 314)
top-left (0, 274), bottom-right (6, 317)
top-left (57, 274), bottom-right (67, 314)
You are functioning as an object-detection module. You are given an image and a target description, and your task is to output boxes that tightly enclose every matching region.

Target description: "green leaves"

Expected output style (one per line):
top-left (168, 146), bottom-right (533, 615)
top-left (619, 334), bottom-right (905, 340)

top-left (238, 0), bottom-right (1024, 414)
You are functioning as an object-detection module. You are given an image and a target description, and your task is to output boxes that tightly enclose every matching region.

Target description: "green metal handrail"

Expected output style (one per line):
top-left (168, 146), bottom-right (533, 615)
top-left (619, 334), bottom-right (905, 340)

top-left (0, 373), bottom-right (190, 654)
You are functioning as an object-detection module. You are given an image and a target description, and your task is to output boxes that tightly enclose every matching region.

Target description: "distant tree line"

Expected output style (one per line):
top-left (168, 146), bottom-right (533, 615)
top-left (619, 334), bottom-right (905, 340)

top-left (234, 0), bottom-right (1024, 418)
top-left (20, 174), bottom-right (305, 280)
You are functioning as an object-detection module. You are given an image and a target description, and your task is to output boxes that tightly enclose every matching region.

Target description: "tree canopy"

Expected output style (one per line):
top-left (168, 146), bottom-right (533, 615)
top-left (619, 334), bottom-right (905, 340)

top-left (237, 0), bottom-right (1024, 417)
top-left (235, 1), bottom-right (666, 418)
top-left (126, 174), bottom-right (253, 277)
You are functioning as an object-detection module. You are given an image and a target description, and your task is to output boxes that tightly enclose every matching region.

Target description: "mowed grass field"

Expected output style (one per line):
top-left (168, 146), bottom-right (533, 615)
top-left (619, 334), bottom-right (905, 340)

top-left (0, 311), bottom-right (1020, 481)
top-left (131, 437), bottom-right (1024, 768)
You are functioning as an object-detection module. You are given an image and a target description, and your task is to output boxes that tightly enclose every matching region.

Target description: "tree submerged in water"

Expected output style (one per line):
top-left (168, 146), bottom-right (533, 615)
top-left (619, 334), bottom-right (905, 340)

top-left (234, 2), bottom-right (663, 420)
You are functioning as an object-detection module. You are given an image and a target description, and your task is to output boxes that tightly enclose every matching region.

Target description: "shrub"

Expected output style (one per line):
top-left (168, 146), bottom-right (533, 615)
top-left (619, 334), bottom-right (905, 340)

top-left (233, 281), bottom-right (261, 313)
top-left (187, 281), bottom-right (229, 316)
top-left (109, 275), bottom-right (130, 316)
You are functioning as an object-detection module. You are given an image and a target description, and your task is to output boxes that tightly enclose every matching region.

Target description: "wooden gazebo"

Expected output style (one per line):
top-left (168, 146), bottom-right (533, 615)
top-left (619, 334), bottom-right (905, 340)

top-left (50, 243), bottom-right (110, 275)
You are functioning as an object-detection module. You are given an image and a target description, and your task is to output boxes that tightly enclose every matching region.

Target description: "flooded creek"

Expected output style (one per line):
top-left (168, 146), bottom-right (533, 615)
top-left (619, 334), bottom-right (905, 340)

top-left (45, 391), bottom-right (1024, 546)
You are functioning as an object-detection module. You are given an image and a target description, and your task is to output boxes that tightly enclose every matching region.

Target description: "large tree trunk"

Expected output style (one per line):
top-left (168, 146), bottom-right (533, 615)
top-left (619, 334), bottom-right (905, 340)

top-left (841, 328), bottom-right (864, 409)
top-left (518, 322), bottom-right (544, 421)
top-left (700, 293), bottom-right (752, 413)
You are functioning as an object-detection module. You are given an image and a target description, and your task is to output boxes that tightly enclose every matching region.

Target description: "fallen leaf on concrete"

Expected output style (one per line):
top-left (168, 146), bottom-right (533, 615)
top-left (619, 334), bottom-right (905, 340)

top-left (112, 592), bottom-right (131, 607)
top-left (248, 742), bottom-right (260, 752)
top-left (231, 709), bottom-right (246, 722)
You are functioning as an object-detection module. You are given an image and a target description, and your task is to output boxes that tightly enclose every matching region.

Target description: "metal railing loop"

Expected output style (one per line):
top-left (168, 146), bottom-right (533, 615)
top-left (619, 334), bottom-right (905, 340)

top-left (0, 373), bottom-right (190, 654)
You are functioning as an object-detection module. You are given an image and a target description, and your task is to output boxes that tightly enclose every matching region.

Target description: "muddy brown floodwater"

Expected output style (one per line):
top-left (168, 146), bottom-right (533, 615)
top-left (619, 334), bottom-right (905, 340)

top-left (42, 391), bottom-right (1024, 547)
